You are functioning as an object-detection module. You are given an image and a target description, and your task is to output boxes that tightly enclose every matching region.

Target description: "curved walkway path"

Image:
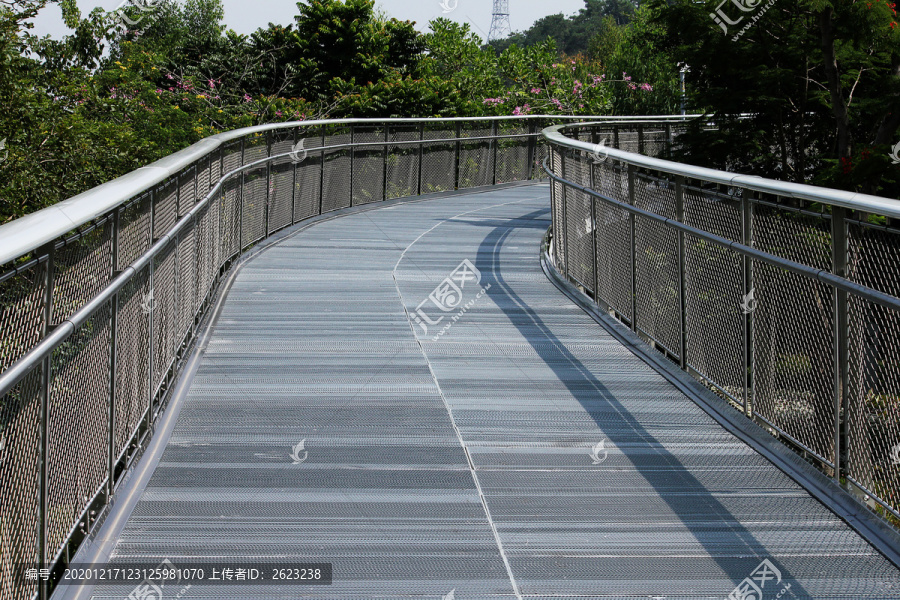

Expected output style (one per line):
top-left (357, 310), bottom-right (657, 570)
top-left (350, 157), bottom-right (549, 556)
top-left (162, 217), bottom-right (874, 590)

top-left (78, 183), bottom-right (900, 599)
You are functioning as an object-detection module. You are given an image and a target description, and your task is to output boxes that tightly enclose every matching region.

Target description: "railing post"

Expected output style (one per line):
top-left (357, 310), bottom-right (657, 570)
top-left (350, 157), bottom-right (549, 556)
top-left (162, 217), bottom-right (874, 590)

top-left (382, 124), bottom-right (389, 201)
top-left (238, 138), bottom-right (245, 250)
top-left (350, 125), bottom-right (355, 207)
top-left (108, 208), bottom-right (120, 501)
top-left (832, 206), bottom-right (849, 480)
top-left (38, 240), bottom-right (54, 600)
top-left (291, 127), bottom-right (298, 223)
top-left (742, 190), bottom-right (754, 417)
top-left (638, 124), bottom-right (645, 155)
top-left (319, 125), bottom-right (326, 214)
top-left (264, 132), bottom-right (271, 236)
top-left (665, 123), bottom-right (672, 159)
top-left (675, 176), bottom-right (687, 369)
top-left (417, 122), bottom-right (424, 196)
top-left (526, 121), bottom-right (536, 181)
top-left (627, 164), bottom-right (637, 329)
top-left (561, 149), bottom-right (569, 278)
top-left (589, 131), bottom-right (599, 301)
top-left (454, 122), bottom-right (462, 189)
top-left (491, 120), bottom-right (499, 186)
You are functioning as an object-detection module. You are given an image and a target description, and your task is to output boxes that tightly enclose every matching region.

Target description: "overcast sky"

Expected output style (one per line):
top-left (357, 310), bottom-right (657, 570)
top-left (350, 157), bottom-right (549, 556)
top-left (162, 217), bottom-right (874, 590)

top-left (30, 0), bottom-right (589, 40)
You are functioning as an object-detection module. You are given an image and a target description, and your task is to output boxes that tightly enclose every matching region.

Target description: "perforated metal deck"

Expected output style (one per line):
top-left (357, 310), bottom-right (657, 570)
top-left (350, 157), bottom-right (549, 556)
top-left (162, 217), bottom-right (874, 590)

top-left (83, 184), bottom-right (900, 599)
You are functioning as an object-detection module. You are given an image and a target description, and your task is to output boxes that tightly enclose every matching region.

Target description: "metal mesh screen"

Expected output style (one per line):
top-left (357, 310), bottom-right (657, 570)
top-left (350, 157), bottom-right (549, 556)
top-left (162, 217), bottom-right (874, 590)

top-left (294, 154), bottom-right (322, 221)
top-left (241, 167), bottom-right (267, 247)
top-left (592, 160), bottom-right (633, 321)
top-left (459, 122), bottom-right (493, 189)
top-left (752, 202), bottom-right (836, 465)
top-left (386, 125), bottom-right (419, 199)
top-left (113, 266), bottom-right (150, 459)
top-left (421, 125), bottom-right (454, 193)
top-left (268, 156), bottom-right (294, 233)
top-left (352, 125), bottom-right (386, 205)
top-left (47, 303), bottom-right (110, 553)
top-left (52, 222), bottom-right (113, 323)
top-left (0, 367), bottom-right (42, 600)
top-left (563, 153), bottom-right (595, 292)
top-left (323, 127), bottom-right (351, 211)
top-left (683, 187), bottom-right (745, 406)
top-left (0, 262), bottom-right (46, 372)
top-left (117, 194), bottom-right (152, 271)
top-left (633, 172), bottom-right (680, 357)
top-left (496, 122), bottom-right (529, 184)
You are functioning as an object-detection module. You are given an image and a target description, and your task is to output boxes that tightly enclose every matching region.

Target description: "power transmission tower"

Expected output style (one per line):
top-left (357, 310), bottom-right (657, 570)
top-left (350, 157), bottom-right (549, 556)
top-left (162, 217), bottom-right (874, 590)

top-left (488, 0), bottom-right (511, 41)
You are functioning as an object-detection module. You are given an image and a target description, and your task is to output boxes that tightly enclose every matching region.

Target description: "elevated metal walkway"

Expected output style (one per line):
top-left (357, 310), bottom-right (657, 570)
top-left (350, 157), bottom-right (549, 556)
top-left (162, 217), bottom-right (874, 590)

top-left (66, 184), bottom-right (900, 599)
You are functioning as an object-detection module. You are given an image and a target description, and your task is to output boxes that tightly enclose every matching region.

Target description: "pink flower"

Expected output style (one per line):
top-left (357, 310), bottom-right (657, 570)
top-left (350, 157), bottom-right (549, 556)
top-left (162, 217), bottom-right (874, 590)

top-left (530, 87), bottom-right (542, 93)
top-left (640, 83), bottom-right (653, 91)
top-left (243, 94), bottom-right (252, 102)
top-left (208, 79), bottom-right (216, 89)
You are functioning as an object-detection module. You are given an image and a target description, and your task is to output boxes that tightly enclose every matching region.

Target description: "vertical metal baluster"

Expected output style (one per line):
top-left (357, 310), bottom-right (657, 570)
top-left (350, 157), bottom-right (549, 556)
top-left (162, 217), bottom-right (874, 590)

top-left (675, 176), bottom-right (687, 369)
top-left (264, 132), bottom-right (271, 236)
top-left (491, 120), bottom-right (499, 186)
top-left (560, 149), bottom-right (568, 278)
top-left (383, 124), bottom-right (389, 201)
top-left (108, 209), bottom-right (120, 501)
top-left (238, 139), bottom-right (245, 251)
top-left (638, 124), bottom-right (645, 155)
top-left (526, 121), bottom-right (536, 181)
top-left (417, 122), bottom-right (424, 196)
top-left (454, 122), bottom-right (462, 190)
top-left (349, 125), bottom-right (355, 207)
top-left (38, 240), bottom-right (54, 600)
top-left (291, 128), bottom-right (298, 224)
top-left (832, 206), bottom-right (849, 480)
top-left (319, 125), bottom-right (326, 214)
top-left (627, 164), bottom-right (637, 329)
top-left (742, 190), bottom-right (754, 417)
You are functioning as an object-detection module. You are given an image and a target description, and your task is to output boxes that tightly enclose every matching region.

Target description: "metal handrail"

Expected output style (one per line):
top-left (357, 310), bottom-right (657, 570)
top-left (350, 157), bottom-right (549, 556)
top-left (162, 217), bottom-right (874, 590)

top-left (0, 115), bottom-right (694, 266)
top-left (543, 122), bottom-right (900, 218)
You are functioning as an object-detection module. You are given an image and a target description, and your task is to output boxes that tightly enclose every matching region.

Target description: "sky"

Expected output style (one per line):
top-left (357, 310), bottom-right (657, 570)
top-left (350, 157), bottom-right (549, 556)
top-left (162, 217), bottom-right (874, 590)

top-left (30, 0), bottom-right (589, 40)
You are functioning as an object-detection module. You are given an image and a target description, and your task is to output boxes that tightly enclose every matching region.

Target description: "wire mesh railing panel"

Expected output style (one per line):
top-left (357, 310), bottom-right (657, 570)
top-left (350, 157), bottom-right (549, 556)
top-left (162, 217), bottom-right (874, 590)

top-left (683, 187), bottom-right (745, 406)
top-left (268, 157), bottom-right (294, 233)
top-left (421, 126), bottom-right (454, 193)
top-left (592, 160), bottom-right (634, 321)
top-left (294, 155), bottom-right (322, 222)
top-left (496, 122), bottom-right (529, 184)
top-left (194, 203), bottom-right (214, 311)
top-left (847, 295), bottom-right (900, 516)
top-left (386, 125), bottom-right (419, 200)
top-left (241, 167), bottom-right (267, 247)
top-left (352, 126), bottom-right (386, 205)
top-left (222, 140), bottom-right (242, 175)
top-left (564, 153), bottom-right (595, 292)
top-left (683, 232), bottom-right (745, 404)
top-left (178, 166), bottom-right (196, 217)
top-left (0, 261), bottom-right (46, 372)
top-left (114, 266), bottom-right (151, 458)
top-left (52, 222), bottom-right (113, 324)
top-left (323, 127), bottom-right (352, 210)
top-left (459, 122), bottom-right (493, 189)
top-left (153, 179), bottom-right (178, 240)
top-left (242, 132), bottom-right (268, 165)
top-left (196, 154), bottom-right (212, 202)
top-left (47, 303), bottom-right (110, 555)
top-left (752, 202), bottom-right (836, 464)
top-left (633, 173), bottom-right (680, 357)
top-left (117, 194), bottom-right (152, 271)
top-left (269, 128), bottom-right (295, 158)
top-left (219, 181), bottom-right (240, 261)
top-left (176, 228), bottom-right (197, 345)
top-left (0, 366), bottom-right (43, 600)
top-left (151, 239), bottom-right (177, 390)
top-left (550, 147), bottom-right (566, 274)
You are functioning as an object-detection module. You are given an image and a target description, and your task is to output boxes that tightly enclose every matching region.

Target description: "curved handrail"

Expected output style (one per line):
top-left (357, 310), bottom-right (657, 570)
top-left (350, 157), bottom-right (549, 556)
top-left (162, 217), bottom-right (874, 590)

top-left (542, 122), bottom-right (900, 217)
top-left (0, 115), bottom-right (694, 266)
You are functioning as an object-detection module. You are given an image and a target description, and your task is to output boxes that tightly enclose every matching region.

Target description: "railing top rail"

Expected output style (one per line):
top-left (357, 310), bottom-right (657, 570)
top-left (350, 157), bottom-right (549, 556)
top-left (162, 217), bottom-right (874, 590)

top-left (0, 115), bottom-right (692, 267)
top-left (542, 122), bottom-right (900, 219)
